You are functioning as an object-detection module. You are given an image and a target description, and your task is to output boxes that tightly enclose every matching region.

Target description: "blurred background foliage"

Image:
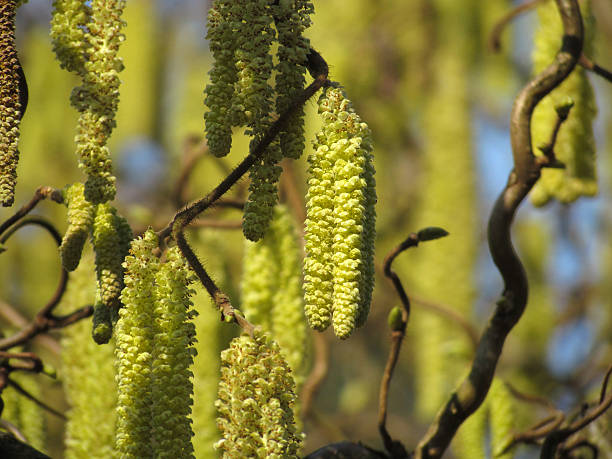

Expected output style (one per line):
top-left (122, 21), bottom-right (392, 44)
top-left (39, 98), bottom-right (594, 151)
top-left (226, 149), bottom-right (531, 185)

top-left (1, 0), bottom-right (612, 457)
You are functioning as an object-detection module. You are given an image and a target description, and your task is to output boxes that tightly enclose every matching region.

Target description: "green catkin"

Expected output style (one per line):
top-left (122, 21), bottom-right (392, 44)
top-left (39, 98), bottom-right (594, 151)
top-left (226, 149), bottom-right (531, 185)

top-left (215, 332), bottom-right (302, 458)
top-left (530, 0), bottom-right (597, 206)
top-left (115, 230), bottom-right (159, 458)
top-left (60, 254), bottom-right (116, 458)
top-left (1, 374), bottom-right (46, 453)
top-left (204, 0), bottom-right (239, 157)
top-left (51, 0), bottom-right (126, 204)
top-left (59, 182), bottom-right (96, 272)
top-left (50, 0), bottom-right (90, 75)
top-left (489, 379), bottom-right (515, 458)
top-left (0, 0), bottom-right (23, 207)
top-left (272, 0), bottom-right (314, 160)
top-left (304, 86), bottom-right (376, 339)
top-left (92, 296), bottom-right (113, 344)
top-left (452, 402), bottom-right (487, 459)
top-left (91, 204), bottom-right (132, 324)
top-left (150, 247), bottom-right (196, 458)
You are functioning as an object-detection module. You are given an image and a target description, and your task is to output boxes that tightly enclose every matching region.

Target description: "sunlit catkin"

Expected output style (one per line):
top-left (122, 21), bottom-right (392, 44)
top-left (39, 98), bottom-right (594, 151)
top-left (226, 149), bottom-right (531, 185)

top-left (60, 182), bottom-right (95, 272)
top-left (530, 0), bottom-right (597, 206)
top-left (489, 378), bottom-right (515, 458)
top-left (215, 332), bottom-right (302, 458)
top-left (150, 246), bottom-right (196, 458)
top-left (115, 230), bottom-right (159, 458)
top-left (51, 0), bottom-right (126, 203)
top-left (60, 254), bottom-right (116, 458)
top-left (304, 86), bottom-right (376, 339)
top-left (0, 0), bottom-right (23, 207)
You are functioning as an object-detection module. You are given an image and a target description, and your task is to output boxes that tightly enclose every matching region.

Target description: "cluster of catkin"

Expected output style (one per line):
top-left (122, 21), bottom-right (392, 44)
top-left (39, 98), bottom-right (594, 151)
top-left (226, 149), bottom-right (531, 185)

top-left (304, 86), bottom-right (376, 339)
top-left (530, 0), bottom-right (597, 206)
top-left (204, 0), bottom-right (314, 241)
top-left (51, 0), bottom-right (126, 204)
top-left (115, 230), bottom-right (197, 458)
top-left (0, 0), bottom-right (25, 207)
top-left (59, 182), bottom-right (132, 344)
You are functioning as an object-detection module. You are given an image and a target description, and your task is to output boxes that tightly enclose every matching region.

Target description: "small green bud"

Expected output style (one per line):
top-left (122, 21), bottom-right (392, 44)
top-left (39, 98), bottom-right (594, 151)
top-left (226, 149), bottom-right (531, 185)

top-left (417, 227), bottom-right (449, 242)
top-left (92, 299), bottom-right (112, 344)
top-left (554, 97), bottom-right (574, 120)
top-left (387, 306), bottom-right (404, 331)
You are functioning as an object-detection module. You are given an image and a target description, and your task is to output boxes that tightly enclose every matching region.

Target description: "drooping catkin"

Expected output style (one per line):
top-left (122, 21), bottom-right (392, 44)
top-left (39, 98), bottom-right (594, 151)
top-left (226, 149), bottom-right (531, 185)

top-left (59, 253), bottom-right (117, 459)
top-left (150, 246), bottom-right (197, 458)
top-left (91, 203), bottom-right (133, 334)
top-left (115, 230), bottom-right (159, 458)
top-left (215, 332), bottom-right (302, 458)
top-left (51, 0), bottom-right (126, 204)
top-left (530, 0), bottom-right (597, 206)
top-left (489, 378), bottom-right (515, 458)
top-left (452, 402), bottom-right (487, 459)
top-left (272, 0), bottom-right (314, 160)
top-left (304, 86), bottom-right (376, 339)
top-left (241, 205), bottom-right (309, 389)
top-left (59, 182), bottom-right (95, 272)
top-left (0, 0), bottom-right (24, 207)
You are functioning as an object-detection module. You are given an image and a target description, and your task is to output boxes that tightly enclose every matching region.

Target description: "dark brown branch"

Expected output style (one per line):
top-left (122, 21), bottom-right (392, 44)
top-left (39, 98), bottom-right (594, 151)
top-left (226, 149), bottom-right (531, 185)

top-left (303, 441), bottom-right (388, 459)
top-left (489, 0), bottom-right (545, 52)
top-left (0, 301), bottom-right (61, 355)
top-left (0, 186), bottom-right (62, 238)
top-left (579, 53), bottom-right (612, 82)
top-left (379, 229), bottom-right (447, 458)
top-left (536, 101), bottom-right (574, 168)
top-left (172, 136), bottom-right (208, 207)
top-left (0, 419), bottom-right (27, 443)
top-left (414, 2), bottom-right (583, 457)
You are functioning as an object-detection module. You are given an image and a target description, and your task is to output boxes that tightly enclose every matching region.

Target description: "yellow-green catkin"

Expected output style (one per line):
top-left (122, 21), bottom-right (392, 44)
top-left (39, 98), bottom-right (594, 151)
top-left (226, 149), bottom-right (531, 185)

top-left (215, 332), bottom-right (302, 458)
top-left (150, 246), bottom-right (197, 458)
top-left (452, 401), bottom-right (487, 459)
top-left (115, 230), bottom-right (159, 458)
top-left (241, 205), bottom-right (309, 389)
top-left (272, 0), bottom-right (313, 160)
top-left (489, 378), bottom-right (515, 458)
top-left (51, 0), bottom-right (126, 204)
top-left (91, 203), bottom-right (133, 334)
top-left (0, 0), bottom-right (23, 207)
top-left (407, 0), bottom-right (478, 421)
top-left (303, 86), bottom-right (376, 339)
top-left (1, 374), bottom-right (46, 453)
top-left (530, 0), bottom-right (597, 206)
top-left (60, 182), bottom-right (96, 272)
top-left (59, 253), bottom-right (116, 458)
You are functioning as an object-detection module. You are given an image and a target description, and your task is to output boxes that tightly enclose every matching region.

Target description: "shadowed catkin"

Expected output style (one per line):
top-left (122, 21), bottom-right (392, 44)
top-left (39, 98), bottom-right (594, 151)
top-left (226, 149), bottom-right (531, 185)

top-left (115, 230), bottom-right (159, 458)
top-left (51, 0), bottom-right (126, 203)
top-left (489, 378), bottom-right (515, 458)
top-left (304, 86), bottom-right (376, 339)
top-left (150, 246), bottom-right (197, 458)
top-left (59, 254), bottom-right (117, 458)
top-left (215, 332), bottom-right (302, 458)
top-left (60, 182), bottom-right (95, 272)
top-left (91, 203), bottom-right (133, 337)
top-left (0, 0), bottom-right (24, 207)
top-left (530, 0), bottom-right (597, 206)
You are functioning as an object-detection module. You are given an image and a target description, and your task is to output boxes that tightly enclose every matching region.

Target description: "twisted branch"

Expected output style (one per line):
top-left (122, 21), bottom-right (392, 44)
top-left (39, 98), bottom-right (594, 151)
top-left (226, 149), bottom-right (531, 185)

top-left (414, 1), bottom-right (583, 457)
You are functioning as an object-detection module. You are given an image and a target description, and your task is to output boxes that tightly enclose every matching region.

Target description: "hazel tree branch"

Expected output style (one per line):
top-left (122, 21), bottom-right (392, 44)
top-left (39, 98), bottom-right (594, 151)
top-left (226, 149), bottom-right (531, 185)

top-left (0, 186), bottom-right (63, 238)
top-left (489, 0), bottom-right (545, 52)
top-left (414, 1), bottom-right (584, 457)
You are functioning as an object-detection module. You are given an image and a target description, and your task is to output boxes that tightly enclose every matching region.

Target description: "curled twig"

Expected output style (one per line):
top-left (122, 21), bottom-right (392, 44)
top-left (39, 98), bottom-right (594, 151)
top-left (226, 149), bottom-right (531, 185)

top-left (415, 1), bottom-right (583, 457)
top-left (6, 378), bottom-right (66, 420)
top-left (489, 0), bottom-right (545, 52)
top-left (378, 228), bottom-right (448, 458)
top-left (579, 54), bottom-right (612, 83)
top-left (172, 136), bottom-right (208, 207)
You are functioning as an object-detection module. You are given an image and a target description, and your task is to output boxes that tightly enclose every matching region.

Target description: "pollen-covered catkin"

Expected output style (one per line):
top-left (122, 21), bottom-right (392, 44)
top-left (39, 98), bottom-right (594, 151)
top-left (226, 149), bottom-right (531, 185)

top-left (151, 246), bottom-right (197, 458)
top-left (304, 86), bottom-right (376, 339)
top-left (489, 378), bottom-right (515, 458)
top-left (215, 332), bottom-right (302, 458)
top-left (530, 0), bottom-right (597, 206)
top-left (0, 0), bottom-right (24, 207)
top-left (115, 230), bottom-right (159, 458)
top-left (60, 183), bottom-right (96, 272)
top-left (51, 0), bottom-right (126, 204)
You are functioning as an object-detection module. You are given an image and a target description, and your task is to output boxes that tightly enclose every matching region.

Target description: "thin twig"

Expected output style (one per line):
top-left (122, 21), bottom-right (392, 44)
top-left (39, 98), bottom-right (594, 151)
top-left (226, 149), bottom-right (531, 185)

top-left (173, 136), bottom-right (208, 207)
top-left (489, 0), bottom-right (545, 52)
top-left (0, 301), bottom-right (61, 355)
top-left (301, 332), bottom-right (330, 419)
top-left (415, 2), bottom-right (583, 457)
top-left (579, 53), bottom-right (612, 83)
top-left (378, 229), bottom-right (448, 458)
top-left (0, 186), bottom-right (63, 238)
top-left (0, 419), bottom-right (27, 443)
top-left (7, 379), bottom-right (66, 420)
